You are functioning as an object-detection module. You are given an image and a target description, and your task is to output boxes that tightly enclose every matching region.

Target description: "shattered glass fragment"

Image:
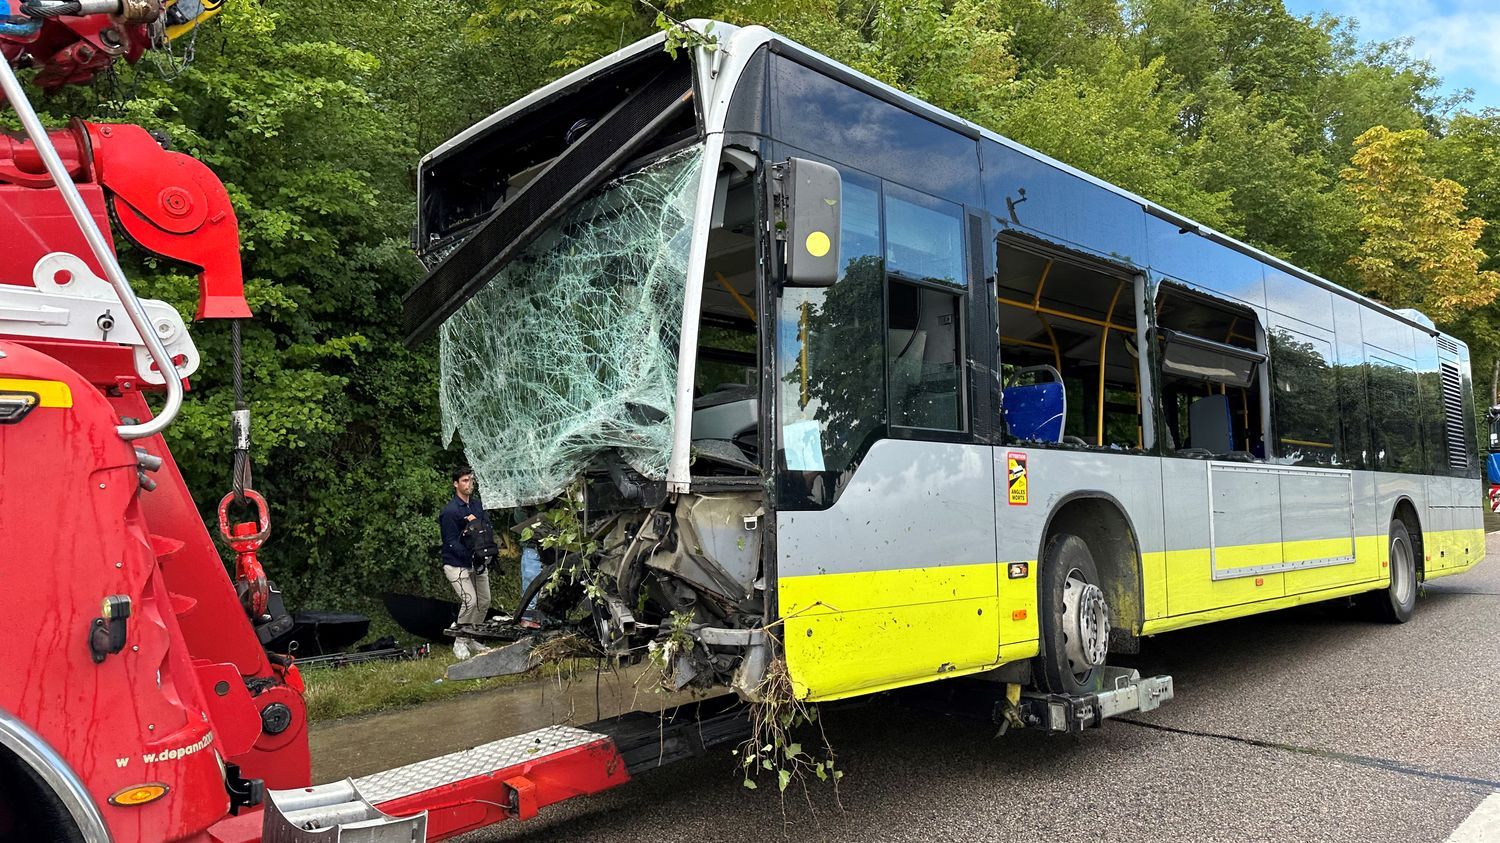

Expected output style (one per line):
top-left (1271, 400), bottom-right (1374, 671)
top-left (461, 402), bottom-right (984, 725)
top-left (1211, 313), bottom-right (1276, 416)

top-left (439, 145), bottom-right (705, 507)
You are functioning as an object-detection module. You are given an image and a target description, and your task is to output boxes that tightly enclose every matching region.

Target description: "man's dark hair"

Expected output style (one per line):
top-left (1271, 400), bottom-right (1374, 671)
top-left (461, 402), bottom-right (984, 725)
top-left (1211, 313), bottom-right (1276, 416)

top-left (451, 466), bottom-right (474, 482)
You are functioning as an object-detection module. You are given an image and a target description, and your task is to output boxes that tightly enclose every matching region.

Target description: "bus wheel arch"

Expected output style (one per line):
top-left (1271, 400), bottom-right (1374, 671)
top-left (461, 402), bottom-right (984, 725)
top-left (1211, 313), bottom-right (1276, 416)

top-left (1391, 497), bottom-right (1425, 582)
top-left (1037, 494), bottom-right (1145, 658)
top-left (1365, 498), bottom-right (1422, 624)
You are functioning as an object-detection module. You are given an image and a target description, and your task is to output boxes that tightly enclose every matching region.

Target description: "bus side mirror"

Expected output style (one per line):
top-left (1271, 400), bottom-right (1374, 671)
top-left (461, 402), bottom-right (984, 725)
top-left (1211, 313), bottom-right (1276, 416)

top-left (781, 158), bottom-right (841, 288)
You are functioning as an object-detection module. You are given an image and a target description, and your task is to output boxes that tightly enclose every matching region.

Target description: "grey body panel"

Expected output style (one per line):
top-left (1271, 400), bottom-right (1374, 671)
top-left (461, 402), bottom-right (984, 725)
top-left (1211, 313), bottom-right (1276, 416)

top-left (993, 449), bottom-right (1166, 563)
top-left (778, 439), bottom-right (996, 578)
top-left (776, 437), bottom-right (1459, 619)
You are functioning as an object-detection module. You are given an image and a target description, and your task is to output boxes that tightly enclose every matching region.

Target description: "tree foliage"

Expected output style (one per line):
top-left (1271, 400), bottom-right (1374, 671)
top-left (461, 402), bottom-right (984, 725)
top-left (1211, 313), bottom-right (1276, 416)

top-left (27, 0), bottom-right (1500, 611)
top-left (1343, 126), bottom-right (1500, 323)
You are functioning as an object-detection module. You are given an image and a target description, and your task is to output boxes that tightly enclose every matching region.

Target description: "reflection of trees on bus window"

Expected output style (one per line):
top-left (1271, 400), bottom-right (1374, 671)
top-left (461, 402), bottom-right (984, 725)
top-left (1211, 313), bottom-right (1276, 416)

top-left (777, 170), bottom-right (885, 510)
top-left (1268, 328), bottom-right (1340, 466)
top-left (1366, 353), bottom-right (1423, 474)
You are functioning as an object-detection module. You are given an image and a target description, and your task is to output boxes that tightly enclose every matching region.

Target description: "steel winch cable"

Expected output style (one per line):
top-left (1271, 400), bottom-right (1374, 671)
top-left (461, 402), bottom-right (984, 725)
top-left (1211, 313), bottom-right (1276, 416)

top-left (229, 318), bottom-right (252, 503)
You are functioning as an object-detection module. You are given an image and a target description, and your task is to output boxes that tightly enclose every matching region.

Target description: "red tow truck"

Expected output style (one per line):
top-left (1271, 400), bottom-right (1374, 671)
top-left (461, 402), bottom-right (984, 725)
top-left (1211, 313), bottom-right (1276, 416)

top-left (0, 5), bottom-right (721, 840)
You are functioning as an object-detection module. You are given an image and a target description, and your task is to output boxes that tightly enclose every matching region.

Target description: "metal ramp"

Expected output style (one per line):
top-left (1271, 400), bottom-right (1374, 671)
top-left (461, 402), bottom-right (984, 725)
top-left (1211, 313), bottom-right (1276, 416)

top-left (264, 725), bottom-right (627, 841)
top-left (262, 781), bottom-right (425, 842)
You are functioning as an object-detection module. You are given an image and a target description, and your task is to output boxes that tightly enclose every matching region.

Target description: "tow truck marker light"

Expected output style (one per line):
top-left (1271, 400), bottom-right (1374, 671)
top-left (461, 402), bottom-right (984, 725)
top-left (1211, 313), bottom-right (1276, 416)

top-left (0, 392), bottom-right (37, 424)
top-left (108, 783), bottom-right (168, 806)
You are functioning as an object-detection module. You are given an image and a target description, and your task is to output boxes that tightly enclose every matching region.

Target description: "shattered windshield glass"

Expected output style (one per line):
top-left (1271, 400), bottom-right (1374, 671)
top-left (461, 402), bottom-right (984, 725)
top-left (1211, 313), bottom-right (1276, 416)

top-left (439, 145), bottom-right (705, 507)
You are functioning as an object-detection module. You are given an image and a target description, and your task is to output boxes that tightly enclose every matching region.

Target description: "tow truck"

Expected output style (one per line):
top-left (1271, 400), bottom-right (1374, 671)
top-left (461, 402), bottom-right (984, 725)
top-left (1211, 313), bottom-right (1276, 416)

top-left (0, 9), bottom-right (1173, 841)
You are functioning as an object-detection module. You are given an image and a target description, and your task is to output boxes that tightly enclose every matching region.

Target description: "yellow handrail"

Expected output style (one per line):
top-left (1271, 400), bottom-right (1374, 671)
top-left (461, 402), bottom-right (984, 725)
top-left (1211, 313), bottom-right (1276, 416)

top-left (714, 272), bottom-right (757, 324)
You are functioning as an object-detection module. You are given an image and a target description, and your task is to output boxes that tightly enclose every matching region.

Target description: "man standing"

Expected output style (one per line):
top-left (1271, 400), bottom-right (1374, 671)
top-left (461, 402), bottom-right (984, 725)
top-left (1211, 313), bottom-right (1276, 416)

top-left (439, 466), bottom-right (492, 659)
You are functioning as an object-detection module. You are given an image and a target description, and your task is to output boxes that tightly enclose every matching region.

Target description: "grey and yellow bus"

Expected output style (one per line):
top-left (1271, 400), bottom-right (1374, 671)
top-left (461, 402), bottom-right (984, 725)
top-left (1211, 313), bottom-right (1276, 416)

top-left (406, 21), bottom-right (1484, 720)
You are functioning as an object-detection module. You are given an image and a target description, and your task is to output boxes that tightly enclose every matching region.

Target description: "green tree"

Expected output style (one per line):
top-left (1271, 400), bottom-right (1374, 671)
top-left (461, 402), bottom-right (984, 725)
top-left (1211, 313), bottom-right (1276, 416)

top-left (1342, 126), bottom-right (1500, 322)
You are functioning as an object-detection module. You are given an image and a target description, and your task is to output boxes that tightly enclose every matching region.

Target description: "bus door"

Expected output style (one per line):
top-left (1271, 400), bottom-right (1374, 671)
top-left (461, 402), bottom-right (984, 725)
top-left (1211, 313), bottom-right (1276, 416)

top-left (772, 160), bottom-right (1000, 701)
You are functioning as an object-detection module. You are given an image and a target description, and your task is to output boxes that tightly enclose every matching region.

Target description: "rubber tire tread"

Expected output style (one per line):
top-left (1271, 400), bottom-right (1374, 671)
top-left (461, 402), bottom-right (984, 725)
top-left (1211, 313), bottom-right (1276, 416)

top-left (1370, 518), bottom-right (1417, 624)
top-left (1035, 532), bottom-right (1106, 695)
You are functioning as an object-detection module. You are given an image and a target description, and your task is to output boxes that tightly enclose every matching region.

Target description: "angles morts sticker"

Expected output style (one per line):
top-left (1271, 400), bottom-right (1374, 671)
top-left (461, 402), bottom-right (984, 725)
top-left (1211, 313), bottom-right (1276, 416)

top-left (1007, 452), bottom-right (1028, 506)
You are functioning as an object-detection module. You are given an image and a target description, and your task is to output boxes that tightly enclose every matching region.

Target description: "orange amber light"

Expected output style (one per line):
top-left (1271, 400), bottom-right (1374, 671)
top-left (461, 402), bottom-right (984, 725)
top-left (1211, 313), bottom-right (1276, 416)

top-left (108, 783), bottom-right (168, 807)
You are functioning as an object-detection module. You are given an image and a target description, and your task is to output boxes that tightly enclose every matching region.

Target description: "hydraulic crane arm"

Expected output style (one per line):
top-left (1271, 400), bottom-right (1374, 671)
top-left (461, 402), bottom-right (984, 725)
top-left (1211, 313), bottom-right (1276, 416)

top-left (0, 120), bottom-right (249, 319)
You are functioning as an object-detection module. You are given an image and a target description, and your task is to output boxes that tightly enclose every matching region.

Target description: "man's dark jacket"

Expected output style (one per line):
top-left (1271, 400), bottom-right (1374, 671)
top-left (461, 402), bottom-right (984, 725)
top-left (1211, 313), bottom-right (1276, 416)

top-left (439, 494), bottom-right (492, 569)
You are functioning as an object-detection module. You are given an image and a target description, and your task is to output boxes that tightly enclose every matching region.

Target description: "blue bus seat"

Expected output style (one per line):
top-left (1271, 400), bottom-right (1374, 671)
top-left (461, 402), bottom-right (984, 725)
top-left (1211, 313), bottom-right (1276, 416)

top-left (1002, 382), bottom-right (1065, 443)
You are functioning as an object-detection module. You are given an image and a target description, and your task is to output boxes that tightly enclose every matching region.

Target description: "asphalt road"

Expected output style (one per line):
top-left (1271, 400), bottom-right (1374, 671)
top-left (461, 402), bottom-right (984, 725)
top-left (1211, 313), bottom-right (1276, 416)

top-left (433, 532), bottom-right (1500, 843)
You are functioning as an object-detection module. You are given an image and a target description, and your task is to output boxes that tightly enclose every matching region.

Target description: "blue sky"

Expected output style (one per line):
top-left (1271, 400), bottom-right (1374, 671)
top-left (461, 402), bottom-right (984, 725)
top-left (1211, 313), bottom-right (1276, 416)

top-left (1281, 0), bottom-right (1500, 111)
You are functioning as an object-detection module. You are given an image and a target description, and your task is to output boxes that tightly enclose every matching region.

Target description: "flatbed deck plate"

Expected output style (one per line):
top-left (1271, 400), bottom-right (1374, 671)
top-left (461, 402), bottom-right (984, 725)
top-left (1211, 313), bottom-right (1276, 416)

top-left (354, 724), bottom-right (609, 805)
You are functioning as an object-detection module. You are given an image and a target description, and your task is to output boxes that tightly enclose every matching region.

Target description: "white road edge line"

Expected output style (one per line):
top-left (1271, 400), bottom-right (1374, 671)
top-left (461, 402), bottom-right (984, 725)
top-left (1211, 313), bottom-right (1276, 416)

top-left (1445, 791), bottom-right (1500, 842)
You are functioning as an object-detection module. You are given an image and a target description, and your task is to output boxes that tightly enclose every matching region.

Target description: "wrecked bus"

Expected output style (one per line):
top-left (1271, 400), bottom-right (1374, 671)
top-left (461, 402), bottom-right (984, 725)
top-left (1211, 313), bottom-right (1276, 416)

top-left (401, 22), bottom-right (1482, 720)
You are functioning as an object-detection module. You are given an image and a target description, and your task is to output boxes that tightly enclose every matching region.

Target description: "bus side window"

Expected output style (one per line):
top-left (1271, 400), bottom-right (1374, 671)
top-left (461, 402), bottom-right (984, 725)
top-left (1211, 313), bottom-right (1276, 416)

top-left (1154, 284), bottom-right (1267, 459)
top-left (888, 280), bottom-right (964, 430)
top-left (884, 184), bottom-right (967, 432)
top-left (1268, 327), bottom-right (1340, 465)
top-left (994, 242), bottom-right (1142, 450)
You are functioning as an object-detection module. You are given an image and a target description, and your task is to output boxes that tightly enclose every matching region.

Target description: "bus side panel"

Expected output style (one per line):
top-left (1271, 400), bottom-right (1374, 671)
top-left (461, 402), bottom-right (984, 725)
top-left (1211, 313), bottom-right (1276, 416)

top-left (1162, 459), bottom-right (1285, 616)
top-left (778, 440), bottom-right (999, 701)
top-left (1374, 471), bottom-right (1424, 563)
top-left (1430, 475), bottom-right (1485, 573)
top-left (1283, 468), bottom-right (1382, 594)
top-left (993, 449), bottom-right (1168, 624)
top-left (1424, 475), bottom-right (1456, 570)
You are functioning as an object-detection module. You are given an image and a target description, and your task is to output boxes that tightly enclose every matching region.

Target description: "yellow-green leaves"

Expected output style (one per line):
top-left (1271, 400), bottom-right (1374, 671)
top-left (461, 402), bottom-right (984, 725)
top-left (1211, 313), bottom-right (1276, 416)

top-left (1343, 126), bottom-right (1500, 322)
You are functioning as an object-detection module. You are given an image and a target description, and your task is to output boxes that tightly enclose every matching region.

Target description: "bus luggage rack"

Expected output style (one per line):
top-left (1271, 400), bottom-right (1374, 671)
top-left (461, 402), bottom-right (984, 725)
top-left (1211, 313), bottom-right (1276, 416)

top-left (1014, 668), bottom-right (1174, 734)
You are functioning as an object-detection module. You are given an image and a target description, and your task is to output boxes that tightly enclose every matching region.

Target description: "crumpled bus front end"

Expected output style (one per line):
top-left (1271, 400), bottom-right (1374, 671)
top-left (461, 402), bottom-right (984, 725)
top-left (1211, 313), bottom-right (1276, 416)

top-left (408, 28), bottom-right (775, 698)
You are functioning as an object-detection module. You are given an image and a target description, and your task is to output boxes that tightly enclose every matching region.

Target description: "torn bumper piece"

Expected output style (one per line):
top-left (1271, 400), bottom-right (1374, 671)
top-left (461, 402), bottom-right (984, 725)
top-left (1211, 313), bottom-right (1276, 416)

top-left (1013, 668), bottom-right (1174, 734)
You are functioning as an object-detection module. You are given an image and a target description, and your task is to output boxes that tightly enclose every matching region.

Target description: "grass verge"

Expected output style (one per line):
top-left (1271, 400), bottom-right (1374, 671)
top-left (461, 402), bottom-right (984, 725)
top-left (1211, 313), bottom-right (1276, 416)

top-left (301, 652), bottom-right (530, 723)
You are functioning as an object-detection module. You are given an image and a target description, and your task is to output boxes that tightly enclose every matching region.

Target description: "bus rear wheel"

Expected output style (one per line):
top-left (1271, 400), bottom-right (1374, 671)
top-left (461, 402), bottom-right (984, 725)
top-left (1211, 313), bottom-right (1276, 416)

top-left (1368, 518), bottom-right (1417, 624)
top-left (1035, 533), bottom-right (1110, 695)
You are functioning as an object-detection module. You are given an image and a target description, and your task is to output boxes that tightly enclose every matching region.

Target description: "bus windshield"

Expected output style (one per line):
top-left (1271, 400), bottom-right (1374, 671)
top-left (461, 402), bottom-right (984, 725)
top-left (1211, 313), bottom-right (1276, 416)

top-left (437, 144), bottom-right (705, 507)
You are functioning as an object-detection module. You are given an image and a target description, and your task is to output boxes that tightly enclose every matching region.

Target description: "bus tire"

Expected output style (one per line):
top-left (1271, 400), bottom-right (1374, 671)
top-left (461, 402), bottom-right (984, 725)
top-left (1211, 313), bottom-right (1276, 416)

top-left (1369, 518), bottom-right (1417, 624)
top-left (1035, 532), bottom-right (1109, 695)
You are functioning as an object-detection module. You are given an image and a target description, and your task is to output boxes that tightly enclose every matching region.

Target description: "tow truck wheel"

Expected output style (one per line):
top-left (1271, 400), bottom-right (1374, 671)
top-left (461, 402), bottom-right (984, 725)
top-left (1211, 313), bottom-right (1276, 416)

top-left (1369, 518), bottom-right (1417, 624)
top-left (0, 750), bottom-right (84, 843)
top-left (1036, 532), bottom-right (1109, 696)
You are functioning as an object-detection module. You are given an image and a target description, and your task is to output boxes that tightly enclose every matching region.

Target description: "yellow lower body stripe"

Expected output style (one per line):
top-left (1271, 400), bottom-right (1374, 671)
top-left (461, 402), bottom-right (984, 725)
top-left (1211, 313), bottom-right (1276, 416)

top-left (777, 527), bottom-right (1485, 701)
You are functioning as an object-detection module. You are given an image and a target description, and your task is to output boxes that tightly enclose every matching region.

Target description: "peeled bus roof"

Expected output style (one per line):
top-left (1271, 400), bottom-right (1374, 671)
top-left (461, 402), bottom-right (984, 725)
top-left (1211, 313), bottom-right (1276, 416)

top-left (423, 20), bottom-right (1450, 345)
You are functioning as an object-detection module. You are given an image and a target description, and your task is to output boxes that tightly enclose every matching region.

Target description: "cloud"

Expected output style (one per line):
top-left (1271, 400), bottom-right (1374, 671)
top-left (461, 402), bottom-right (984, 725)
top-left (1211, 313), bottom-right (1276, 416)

top-left (1289, 0), bottom-right (1500, 107)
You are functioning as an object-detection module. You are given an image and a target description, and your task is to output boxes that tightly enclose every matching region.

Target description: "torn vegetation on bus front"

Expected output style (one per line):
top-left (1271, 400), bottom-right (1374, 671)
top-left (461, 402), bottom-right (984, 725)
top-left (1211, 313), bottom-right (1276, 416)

top-left (435, 143), bottom-right (774, 698)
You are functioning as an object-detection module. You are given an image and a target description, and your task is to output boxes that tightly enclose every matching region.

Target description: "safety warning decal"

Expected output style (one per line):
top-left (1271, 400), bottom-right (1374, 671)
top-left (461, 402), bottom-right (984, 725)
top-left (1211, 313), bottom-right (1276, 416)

top-left (1007, 452), bottom-right (1028, 506)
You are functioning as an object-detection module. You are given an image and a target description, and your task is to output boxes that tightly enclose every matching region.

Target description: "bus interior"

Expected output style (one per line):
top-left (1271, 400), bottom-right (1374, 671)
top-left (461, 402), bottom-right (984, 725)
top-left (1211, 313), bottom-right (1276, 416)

top-left (689, 150), bottom-right (763, 479)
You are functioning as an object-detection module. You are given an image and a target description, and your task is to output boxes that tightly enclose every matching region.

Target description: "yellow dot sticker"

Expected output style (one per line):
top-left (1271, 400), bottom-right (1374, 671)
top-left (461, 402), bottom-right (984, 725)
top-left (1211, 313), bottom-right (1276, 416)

top-left (805, 231), bottom-right (831, 258)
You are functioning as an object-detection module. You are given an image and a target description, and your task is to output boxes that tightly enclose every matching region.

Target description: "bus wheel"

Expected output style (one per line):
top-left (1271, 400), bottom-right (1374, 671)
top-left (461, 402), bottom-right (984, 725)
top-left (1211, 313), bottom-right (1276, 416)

top-left (1036, 533), bottom-right (1109, 695)
top-left (1370, 518), bottom-right (1417, 624)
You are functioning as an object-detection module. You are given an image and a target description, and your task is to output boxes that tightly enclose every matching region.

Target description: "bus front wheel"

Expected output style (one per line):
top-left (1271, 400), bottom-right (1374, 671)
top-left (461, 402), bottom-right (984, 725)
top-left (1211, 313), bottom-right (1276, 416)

top-left (1369, 519), bottom-right (1417, 624)
top-left (1035, 532), bottom-right (1110, 695)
